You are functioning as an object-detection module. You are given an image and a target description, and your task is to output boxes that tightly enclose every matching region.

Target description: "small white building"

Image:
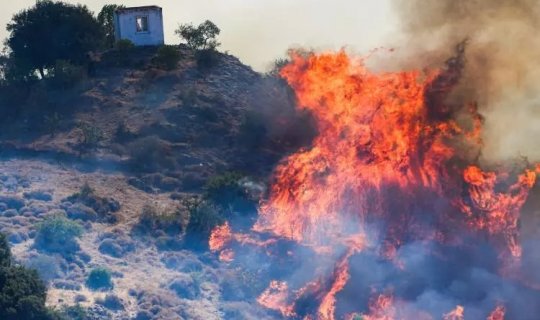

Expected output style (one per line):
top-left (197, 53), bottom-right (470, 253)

top-left (114, 6), bottom-right (164, 46)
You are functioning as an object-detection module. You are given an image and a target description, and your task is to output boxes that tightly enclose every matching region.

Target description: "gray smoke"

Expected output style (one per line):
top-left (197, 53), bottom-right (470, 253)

top-left (389, 0), bottom-right (540, 163)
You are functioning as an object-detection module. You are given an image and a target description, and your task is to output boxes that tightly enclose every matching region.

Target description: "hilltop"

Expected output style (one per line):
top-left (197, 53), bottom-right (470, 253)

top-left (0, 45), bottom-right (312, 319)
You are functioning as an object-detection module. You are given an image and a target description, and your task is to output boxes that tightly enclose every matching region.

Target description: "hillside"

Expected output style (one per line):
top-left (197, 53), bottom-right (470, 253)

top-left (0, 45), bottom-right (311, 320)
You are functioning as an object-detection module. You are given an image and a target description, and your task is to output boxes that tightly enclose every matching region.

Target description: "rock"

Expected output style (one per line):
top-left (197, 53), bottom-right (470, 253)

top-left (67, 203), bottom-right (98, 221)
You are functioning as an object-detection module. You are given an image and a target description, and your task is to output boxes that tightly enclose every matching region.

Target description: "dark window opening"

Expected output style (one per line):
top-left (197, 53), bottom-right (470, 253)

top-left (136, 16), bottom-right (149, 32)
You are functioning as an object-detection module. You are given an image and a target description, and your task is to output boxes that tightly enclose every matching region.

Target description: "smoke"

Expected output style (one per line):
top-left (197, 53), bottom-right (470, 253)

top-left (390, 0), bottom-right (540, 163)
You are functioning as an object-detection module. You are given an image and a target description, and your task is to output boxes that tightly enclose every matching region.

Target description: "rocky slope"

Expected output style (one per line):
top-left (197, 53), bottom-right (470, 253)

top-left (0, 46), bottom-right (307, 319)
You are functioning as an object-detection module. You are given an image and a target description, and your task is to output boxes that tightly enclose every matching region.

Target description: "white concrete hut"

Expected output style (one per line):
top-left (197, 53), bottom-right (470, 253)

top-left (114, 6), bottom-right (164, 46)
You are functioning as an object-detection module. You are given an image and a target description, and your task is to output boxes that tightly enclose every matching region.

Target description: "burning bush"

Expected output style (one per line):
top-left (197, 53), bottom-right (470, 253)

top-left (209, 47), bottom-right (540, 320)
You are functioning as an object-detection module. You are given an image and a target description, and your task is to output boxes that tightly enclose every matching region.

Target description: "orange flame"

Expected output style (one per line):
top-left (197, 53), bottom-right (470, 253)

top-left (487, 305), bottom-right (505, 320)
top-left (443, 306), bottom-right (464, 320)
top-left (209, 50), bottom-right (538, 319)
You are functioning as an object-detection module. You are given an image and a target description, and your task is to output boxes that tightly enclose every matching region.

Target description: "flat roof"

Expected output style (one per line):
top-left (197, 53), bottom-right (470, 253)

top-left (116, 6), bottom-right (162, 13)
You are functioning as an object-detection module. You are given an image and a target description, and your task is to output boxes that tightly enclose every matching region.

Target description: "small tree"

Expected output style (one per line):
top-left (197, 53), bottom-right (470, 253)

top-left (0, 232), bottom-right (55, 320)
top-left (97, 4), bottom-right (125, 48)
top-left (175, 20), bottom-right (221, 51)
top-left (6, 0), bottom-right (104, 78)
top-left (0, 233), bottom-right (11, 268)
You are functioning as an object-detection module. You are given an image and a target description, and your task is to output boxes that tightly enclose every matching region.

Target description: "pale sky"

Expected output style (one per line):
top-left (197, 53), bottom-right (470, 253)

top-left (0, 1), bottom-right (398, 71)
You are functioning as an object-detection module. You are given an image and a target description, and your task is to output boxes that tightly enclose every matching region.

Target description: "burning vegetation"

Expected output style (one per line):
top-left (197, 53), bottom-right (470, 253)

top-left (210, 44), bottom-right (540, 319)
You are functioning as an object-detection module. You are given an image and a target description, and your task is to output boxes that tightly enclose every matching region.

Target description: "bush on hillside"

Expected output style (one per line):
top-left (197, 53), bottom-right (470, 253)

top-left (65, 183), bottom-right (120, 222)
top-left (6, 1), bottom-right (104, 78)
top-left (97, 4), bottom-right (125, 48)
top-left (24, 254), bottom-right (63, 282)
top-left (195, 49), bottom-right (220, 70)
top-left (86, 267), bottom-right (113, 291)
top-left (58, 305), bottom-right (88, 320)
top-left (0, 233), bottom-right (11, 268)
top-left (0, 233), bottom-right (57, 320)
top-left (184, 197), bottom-right (224, 242)
top-left (175, 20), bottom-right (221, 51)
top-left (35, 215), bottom-right (83, 253)
top-left (138, 204), bottom-right (185, 235)
top-left (115, 39), bottom-right (135, 52)
top-left (76, 121), bottom-right (105, 150)
top-left (156, 45), bottom-right (181, 70)
top-left (127, 136), bottom-right (176, 172)
top-left (204, 172), bottom-right (256, 214)
top-left (49, 60), bottom-right (86, 89)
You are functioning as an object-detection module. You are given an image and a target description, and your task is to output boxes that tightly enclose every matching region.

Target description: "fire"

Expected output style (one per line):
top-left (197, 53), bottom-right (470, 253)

top-left (443, 306), bottom-right (464, 320)
top-left (487, 305), bottom-right (505, 320)
top-left (210, 49), bottom-right (538, 319)
top-left (459, 166), bottom-right (536, 257)
top-left (209, 222), bottom-right (233, 253)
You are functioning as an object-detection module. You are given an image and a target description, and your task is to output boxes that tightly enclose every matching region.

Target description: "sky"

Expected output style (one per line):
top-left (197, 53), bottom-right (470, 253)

top-left (0, 0), bottom-right (398, 71)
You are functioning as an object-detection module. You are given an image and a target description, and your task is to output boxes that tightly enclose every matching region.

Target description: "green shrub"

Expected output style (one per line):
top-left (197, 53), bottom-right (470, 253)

top-left (24, 255), bottom-right (62, 282)
top-left (185, 198), bottom-right (224, 239)
top-left (65, 183), bottom-right (120, 223)
top-left (195, 49), bottom-right (219, 70)
top-left (58, 304), bottom-right (87, 320)
top-left (77, 121), bottom-right (104, 149)
top-left (49, 60), bottom-right (86, 89)
top-left (138, 204), bottom-right (185, 235)
top-left (35, 215), bottom-right (83, 253)
top-left (204, 172), bottom-right (256, 214)
top-left (127, 136), bottom-right (175, 172)
top-left (0, 232), bottom-right (57, 320)
top-left (43, 112), bottom-right (62, 136)
top-left (114, 121), bottom-right (135, 142)
top-left (86, 267), bottom-right (113, 290)
top-left (0, 233), bottom-right (11, 268)
top-left (115, 39), bottom-right (135, 52)
top-left (175, 20), bottom-right (221, 51)
top-left (267, 57), bottom-right (290, 77)
top-left (156, 45), bottom-right (181, 70)
top-left (0, 266), bottom-right (50, 320)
